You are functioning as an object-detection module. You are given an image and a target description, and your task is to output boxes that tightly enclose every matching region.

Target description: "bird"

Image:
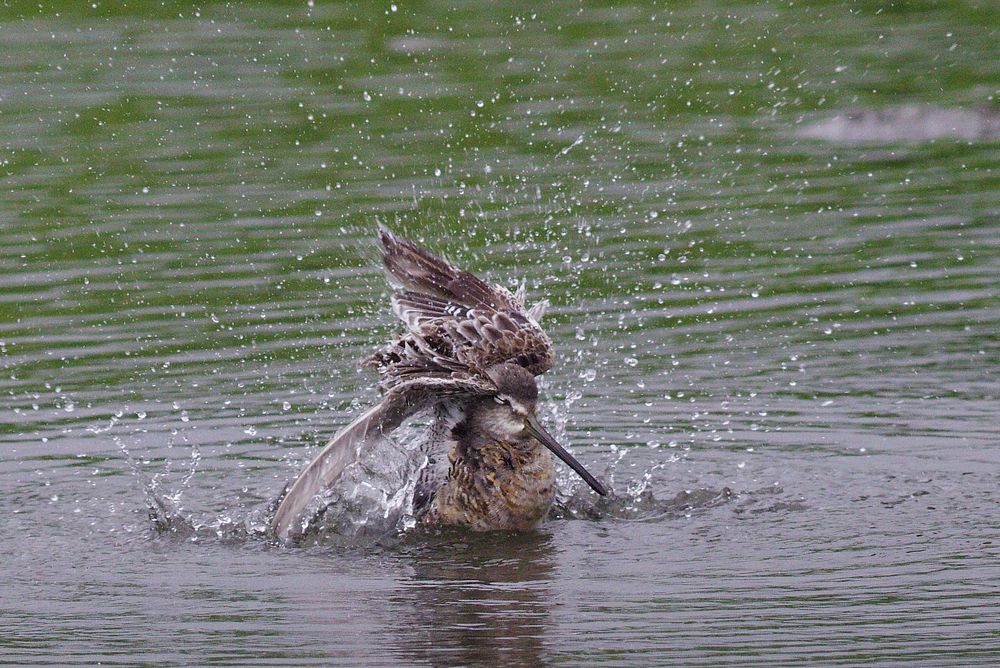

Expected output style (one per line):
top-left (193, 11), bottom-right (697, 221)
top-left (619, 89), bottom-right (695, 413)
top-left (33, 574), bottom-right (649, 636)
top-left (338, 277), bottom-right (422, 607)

top-left (270, 227), bottom-right (607, 540)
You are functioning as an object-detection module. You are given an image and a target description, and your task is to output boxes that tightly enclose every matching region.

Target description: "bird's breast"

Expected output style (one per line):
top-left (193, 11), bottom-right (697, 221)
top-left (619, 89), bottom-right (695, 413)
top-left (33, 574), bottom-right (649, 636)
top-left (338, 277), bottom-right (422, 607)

top-left (419, 439), bottom-right (557, 531)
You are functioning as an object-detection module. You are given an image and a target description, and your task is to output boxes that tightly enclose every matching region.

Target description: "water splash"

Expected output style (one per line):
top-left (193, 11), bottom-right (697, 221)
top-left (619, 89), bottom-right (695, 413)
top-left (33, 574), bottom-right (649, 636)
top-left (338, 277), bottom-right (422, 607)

top-left (115, 430), bottom-right (189, 537)
top-left (112, 414), bottom-right (224, 542)
top-left (114, 398), bottom-right (695, 547)
top-left (553, 484), bottom-right (734, 522)
top-left (282, 430), bottom-right (424, 546)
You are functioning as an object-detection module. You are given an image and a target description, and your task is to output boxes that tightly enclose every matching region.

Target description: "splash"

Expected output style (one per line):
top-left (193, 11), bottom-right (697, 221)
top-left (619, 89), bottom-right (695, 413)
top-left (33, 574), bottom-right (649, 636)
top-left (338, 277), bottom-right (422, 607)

top-left (114, 424), bottom-right (208, 539)
top-left (277, 427), bottom-right (425, 546)
top-left (115, 403), bottom-right (697, 547)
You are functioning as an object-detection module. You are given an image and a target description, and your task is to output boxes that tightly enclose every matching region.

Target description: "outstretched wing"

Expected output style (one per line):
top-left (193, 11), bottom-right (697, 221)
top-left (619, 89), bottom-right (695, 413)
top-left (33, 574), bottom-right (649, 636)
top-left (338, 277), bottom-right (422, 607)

top-left (270, 374), bottom-right (492, 541)
top-left (369, 227), bottom-right (555, 382)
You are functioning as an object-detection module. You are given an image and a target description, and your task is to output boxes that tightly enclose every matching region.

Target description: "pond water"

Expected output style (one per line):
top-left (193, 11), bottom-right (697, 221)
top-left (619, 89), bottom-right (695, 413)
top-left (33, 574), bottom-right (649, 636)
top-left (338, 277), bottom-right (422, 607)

top-left (2, 1), bottom-right (998, 665)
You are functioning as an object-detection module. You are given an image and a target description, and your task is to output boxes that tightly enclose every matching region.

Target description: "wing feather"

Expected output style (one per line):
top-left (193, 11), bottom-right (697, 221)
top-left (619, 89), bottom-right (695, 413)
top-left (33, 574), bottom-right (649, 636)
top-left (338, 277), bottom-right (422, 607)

top-left (378, 226), bottom-right (502, 311)
top-left (270, 375), bottom-right (491, 540)
top-left (371, 228), bottom-right (555, 378)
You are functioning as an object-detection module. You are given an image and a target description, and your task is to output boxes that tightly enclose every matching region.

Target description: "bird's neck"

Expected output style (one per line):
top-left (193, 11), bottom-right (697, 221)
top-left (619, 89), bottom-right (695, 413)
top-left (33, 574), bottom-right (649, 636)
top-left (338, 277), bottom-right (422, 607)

top-left (450, 410), bottom-right (552, 480)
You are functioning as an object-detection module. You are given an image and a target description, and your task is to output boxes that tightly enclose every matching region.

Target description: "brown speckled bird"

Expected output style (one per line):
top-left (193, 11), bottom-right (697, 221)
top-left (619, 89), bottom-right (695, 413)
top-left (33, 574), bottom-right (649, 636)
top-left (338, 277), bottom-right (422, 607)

top-left (271, 228), bottom-right (607, 540)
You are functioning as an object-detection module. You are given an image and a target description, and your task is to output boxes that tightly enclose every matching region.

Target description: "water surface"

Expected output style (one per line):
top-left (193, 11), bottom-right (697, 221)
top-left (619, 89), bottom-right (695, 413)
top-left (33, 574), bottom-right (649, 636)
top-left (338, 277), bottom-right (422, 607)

top-left (2, 1), bottom-right (998, 664)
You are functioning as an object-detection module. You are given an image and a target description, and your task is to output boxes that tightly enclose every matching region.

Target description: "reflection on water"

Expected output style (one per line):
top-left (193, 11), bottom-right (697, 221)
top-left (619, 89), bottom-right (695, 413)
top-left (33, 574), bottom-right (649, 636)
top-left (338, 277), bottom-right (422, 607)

top-left (391, 531), bottom-right (556, 666)
top-left (797, 105), bottom-right (1000, 144)
top-left (1, 0), bottom-right (998, 664)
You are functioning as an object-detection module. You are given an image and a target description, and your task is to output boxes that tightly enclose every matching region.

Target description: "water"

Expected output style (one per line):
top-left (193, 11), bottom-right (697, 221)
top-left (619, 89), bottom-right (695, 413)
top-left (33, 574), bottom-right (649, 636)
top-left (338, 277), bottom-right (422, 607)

top-left (2, 1), bottom-right (998, 664)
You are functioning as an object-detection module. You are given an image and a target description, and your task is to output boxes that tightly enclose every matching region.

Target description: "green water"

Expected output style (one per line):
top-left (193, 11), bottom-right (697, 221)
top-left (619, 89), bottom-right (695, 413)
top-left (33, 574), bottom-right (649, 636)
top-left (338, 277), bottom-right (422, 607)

top-left (2, 1), bottom-right (998, 665)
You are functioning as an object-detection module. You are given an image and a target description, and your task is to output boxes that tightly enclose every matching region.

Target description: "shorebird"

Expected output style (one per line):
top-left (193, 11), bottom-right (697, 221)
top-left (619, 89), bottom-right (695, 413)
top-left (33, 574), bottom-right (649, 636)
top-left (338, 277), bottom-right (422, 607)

top-left (271, 228), bottom-right (607, 540)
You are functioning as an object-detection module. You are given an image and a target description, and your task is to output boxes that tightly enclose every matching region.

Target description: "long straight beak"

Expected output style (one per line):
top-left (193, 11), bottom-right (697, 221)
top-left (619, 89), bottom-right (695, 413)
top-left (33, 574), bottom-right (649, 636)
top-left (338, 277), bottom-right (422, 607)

top-left (525, 415), bottom-right (607, 496)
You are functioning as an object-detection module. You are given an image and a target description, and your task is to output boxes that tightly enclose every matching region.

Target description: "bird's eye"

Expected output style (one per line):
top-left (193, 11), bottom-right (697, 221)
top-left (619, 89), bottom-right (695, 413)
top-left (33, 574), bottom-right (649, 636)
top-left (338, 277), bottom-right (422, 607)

top-left (494, 395), bottom-right (511, 406)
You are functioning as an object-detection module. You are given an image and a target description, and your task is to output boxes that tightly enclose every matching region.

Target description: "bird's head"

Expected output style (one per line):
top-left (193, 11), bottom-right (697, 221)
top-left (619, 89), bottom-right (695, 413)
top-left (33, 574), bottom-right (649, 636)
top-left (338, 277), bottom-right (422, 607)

top-left (480, 363), bottom-right (607, 496)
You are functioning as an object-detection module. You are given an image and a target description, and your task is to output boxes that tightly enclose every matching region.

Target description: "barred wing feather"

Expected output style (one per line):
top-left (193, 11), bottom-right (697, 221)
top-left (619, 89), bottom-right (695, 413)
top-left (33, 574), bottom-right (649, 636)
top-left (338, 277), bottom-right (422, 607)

top-left (371, 228), bottom-right (554, 380)
top-left (270, 375), bottom-right (492, 540)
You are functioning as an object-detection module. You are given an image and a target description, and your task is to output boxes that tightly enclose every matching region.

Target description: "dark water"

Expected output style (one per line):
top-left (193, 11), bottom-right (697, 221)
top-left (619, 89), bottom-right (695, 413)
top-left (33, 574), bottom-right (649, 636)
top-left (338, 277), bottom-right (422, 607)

top-left (2, 1), bottom-right (998, 664)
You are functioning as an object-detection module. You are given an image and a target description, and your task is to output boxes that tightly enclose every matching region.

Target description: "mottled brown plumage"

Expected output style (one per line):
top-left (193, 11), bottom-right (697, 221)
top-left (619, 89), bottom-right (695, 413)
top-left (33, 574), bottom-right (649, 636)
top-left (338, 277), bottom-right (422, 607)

top-left (420, 436), bottom-right (557, 531)
top-left (270, 228), bottom-right (606, 541)
top-left (365, 230), bottom-right (554, 385)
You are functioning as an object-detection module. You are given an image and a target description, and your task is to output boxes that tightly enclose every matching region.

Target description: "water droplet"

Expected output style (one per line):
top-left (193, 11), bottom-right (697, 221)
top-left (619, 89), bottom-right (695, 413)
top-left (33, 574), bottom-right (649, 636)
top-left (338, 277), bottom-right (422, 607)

top-left (579, 369), bottom-right (597, 382)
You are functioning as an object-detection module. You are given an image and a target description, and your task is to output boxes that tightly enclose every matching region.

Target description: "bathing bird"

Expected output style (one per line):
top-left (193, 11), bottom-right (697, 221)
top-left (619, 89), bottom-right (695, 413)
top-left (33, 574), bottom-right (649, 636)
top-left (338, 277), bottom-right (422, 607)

top-left (271, 228), bottom-right (607, 540)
